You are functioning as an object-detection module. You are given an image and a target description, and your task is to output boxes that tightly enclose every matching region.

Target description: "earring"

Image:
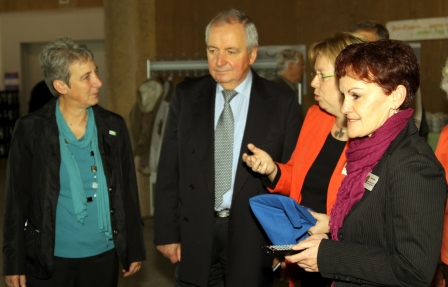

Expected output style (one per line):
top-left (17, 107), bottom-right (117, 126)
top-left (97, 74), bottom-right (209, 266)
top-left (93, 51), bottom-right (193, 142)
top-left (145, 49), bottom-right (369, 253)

top-left (393, 106), bottom-right (398, 114)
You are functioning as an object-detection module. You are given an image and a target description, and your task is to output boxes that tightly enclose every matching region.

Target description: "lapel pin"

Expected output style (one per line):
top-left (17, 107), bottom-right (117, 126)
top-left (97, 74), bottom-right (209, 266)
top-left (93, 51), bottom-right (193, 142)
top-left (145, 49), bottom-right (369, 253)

top-left (109, 130), bottom-right (117, 136)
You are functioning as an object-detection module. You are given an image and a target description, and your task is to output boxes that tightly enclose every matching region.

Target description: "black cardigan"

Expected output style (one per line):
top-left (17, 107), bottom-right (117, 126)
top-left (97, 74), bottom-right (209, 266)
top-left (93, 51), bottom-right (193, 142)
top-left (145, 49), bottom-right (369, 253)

top-left (3, 98), bottom-right (146, 278)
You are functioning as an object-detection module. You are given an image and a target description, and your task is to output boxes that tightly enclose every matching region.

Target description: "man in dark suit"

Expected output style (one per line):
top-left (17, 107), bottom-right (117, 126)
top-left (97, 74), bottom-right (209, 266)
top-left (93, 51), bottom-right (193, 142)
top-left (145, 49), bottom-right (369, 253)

top-left (154, 8), bottom-right (301, 287)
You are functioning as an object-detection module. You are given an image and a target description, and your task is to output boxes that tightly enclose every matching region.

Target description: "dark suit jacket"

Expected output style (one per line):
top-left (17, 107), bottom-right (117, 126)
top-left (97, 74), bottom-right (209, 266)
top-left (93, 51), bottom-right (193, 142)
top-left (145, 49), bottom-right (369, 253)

top-left (317, 119), bottom-right (447, 286)
top-left (2, 98), bottom-right (146, 278)
top-left (154, 71), bottom-right (301, 287)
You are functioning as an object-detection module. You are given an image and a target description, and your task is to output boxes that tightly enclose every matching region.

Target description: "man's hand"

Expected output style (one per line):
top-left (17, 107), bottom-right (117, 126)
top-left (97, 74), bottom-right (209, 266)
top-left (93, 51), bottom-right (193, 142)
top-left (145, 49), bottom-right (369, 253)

top-left (156, 243), bottom-right (181, 264)
top-left (5, 275), bottom-right (26, 287)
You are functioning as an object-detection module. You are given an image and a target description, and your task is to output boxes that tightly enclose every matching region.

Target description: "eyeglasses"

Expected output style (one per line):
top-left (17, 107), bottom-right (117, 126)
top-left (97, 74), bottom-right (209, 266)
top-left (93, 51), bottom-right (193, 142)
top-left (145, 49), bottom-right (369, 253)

top-left (311, 72), bottom-right (335, 82)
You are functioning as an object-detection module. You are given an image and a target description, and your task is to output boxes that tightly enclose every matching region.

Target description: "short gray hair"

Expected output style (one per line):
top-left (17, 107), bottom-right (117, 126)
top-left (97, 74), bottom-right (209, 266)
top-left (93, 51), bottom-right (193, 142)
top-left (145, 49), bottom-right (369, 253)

top-left (39, 37), bottom-right (94, 96)
top-left (205, 8), bottom-right (258, 53)
top-left (277, 49), bottom-right (303, 73)
top-left (441, 58), bottom-right (448, 96)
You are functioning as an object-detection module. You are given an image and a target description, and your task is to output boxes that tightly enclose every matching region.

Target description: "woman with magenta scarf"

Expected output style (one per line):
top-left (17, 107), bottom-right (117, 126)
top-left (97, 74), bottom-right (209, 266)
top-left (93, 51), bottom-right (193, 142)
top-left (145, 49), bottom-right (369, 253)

top-left (285, 40), bottom-right (446, 286)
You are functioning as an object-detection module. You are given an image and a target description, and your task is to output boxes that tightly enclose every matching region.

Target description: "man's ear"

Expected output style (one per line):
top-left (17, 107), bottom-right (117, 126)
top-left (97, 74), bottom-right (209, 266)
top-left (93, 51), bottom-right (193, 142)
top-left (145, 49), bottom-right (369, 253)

top-left (391, 85), bottom-right (406, 108)
top-left (53, 79), bottom-right (68, 95)
top-left (249, 46), bottom-right (258, 65)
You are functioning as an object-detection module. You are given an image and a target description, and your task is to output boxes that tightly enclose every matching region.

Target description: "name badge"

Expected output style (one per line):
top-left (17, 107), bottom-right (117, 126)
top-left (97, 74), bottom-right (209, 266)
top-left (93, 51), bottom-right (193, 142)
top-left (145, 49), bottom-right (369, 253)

top-left (364, 172), bottom-right (379, 191)
top-left (342, 163), bottom-right (347, 175)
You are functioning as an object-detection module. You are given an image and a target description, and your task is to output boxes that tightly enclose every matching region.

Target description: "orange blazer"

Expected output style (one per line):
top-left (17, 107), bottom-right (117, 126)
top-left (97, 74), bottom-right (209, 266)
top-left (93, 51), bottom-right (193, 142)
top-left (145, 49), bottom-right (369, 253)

top-left (435, 125), bottom-right (448, 264)
top-left (269, 105), bottom-right (348, 214)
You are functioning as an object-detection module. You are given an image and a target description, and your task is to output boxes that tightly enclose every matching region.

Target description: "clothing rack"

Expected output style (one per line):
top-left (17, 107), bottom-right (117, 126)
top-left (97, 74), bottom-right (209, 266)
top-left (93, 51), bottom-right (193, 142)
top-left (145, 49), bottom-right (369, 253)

top-left (146, 58), bottom-right (278, 79)
top-left (146, 56), bottom-right (303, 105)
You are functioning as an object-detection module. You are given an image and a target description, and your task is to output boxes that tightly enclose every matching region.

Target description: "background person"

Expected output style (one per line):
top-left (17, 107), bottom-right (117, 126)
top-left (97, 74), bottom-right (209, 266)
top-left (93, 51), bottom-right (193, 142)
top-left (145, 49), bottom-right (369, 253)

top-left (153, 8), bottom-right (301, 287)
top-left (3, 37), bottom-right (145, 287)
top-left (272, 49), bottom-right (305, 120)
top-left (348, 19), bottom-right (389, 41)
top-left (28, 80), bottom-right (54, 113)
top-left (242, 32), bottom-right (365, 287)
top-left (286, 39), bottom-right (446, 287)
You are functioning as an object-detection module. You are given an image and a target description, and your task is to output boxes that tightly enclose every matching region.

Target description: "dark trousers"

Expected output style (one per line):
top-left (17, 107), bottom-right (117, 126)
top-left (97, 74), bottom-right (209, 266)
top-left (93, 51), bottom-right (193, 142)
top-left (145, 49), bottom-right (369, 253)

top-left (175, 217), bottom-right (228, 287)
top-left (27, 248), bottom-right (119, 287)
top-left (297, 266), bottom-right (332, 287)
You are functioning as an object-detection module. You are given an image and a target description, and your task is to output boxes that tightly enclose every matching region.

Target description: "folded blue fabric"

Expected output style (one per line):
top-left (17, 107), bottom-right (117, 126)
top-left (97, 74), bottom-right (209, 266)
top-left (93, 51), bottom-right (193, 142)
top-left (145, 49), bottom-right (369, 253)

top-left (250, 194), bottom-right (317, 245)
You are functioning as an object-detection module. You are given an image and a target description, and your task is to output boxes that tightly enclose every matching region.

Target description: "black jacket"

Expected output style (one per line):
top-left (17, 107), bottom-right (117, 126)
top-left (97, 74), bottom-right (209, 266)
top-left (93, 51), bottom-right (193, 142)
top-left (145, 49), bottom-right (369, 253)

top-left (318, 119), bottom-right (446, 286)
top-left (2, 98), bottom-right (146, 278)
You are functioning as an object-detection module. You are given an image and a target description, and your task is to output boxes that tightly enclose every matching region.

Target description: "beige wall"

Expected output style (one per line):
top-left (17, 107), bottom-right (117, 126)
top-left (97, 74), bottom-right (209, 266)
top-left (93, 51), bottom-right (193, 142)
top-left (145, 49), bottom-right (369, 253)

top-left (0, 0), bottom-right (102, 12)
top-left (0, 8), bottom-right (105, 116)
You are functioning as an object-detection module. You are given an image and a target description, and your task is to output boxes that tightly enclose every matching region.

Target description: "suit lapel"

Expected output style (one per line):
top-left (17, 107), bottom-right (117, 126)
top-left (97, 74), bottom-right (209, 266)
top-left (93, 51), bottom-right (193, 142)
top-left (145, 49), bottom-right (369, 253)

top-left (39, 99), bottom-right (61, 180)
top-left (233, 72), bottom-right (272, 199)
top-left (91, 106), bottom-right (113, 180)
top-left (192, 77), bottom-right (216, 195)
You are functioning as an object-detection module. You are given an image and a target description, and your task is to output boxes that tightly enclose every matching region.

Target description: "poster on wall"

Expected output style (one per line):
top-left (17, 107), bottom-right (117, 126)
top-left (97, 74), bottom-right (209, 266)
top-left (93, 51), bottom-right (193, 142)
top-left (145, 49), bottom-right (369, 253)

top-left (386, 17), bottom-right (448, 41)
top-left (256, 45), bottom-right (307, 105)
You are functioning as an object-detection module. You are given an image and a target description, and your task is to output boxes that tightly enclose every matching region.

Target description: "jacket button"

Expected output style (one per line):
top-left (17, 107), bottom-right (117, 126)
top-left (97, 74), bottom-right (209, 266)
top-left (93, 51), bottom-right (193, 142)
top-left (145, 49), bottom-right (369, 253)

top-left (110, 209), bottom-right (115, 214)
top-left (189, 184), bottom-right (194, 190)
top-left (108, 187), bottom-right (113, 193)
top-left (113, 229), bottom-right (119, 235)
top-left (191, 148), bottom-right (196, 154)
top-left (338, 232), bottom-right (344, 241)
top-left (183, 217), bottom-right (189, 222)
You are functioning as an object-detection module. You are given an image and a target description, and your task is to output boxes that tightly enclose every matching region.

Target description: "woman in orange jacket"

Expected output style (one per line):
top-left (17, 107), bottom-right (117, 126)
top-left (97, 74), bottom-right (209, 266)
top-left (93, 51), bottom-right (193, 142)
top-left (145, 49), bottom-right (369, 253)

top-left (435, 57), bottom-right (448, 285)
top-left (243, 32), bottom-right (365, 287)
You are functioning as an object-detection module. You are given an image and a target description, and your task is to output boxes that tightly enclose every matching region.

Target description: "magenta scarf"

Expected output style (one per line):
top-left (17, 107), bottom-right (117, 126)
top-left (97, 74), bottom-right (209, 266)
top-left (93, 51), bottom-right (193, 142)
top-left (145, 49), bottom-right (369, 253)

top-left (329, 108), bottom-right (413, 240)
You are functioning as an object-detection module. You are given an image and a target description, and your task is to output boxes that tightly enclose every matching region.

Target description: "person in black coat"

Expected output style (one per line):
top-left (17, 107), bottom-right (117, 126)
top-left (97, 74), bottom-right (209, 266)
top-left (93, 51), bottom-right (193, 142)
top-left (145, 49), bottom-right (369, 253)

top-left (28, 80), bottom-right (54, 113)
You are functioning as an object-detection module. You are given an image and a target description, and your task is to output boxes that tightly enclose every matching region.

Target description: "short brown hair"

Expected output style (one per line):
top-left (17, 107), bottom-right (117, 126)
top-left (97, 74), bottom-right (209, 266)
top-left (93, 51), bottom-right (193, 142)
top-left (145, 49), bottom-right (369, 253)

top-left (335, 39), bottom-right (419, 110)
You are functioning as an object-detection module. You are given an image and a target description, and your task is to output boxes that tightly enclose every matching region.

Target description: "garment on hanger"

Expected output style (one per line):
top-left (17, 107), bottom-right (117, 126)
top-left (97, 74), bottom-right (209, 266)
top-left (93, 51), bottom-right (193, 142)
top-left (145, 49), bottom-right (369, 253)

top-left (149, 79), bottom-right (173, 174)
top-left (149, 79), bottom-right (173, 216)
top-left (129, 78), bottom-right (164, 175)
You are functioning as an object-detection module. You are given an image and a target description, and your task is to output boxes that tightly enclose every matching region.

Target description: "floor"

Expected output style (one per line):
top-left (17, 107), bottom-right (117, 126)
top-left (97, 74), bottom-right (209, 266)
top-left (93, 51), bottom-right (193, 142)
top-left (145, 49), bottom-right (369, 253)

top-left (0, 158), bottom-right (289, 287)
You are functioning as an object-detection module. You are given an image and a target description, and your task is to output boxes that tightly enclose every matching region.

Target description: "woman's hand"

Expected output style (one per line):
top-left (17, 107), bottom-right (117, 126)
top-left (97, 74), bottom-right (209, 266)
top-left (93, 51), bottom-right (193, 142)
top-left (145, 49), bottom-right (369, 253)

top-left (307, 211), bottom-right (330, 235)
top-left (285, 234), bottom-right (326, 272)
top-left (123, 261), bottom-right (142, 277)
top-left (242, 143), bottom-right (277, 181)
